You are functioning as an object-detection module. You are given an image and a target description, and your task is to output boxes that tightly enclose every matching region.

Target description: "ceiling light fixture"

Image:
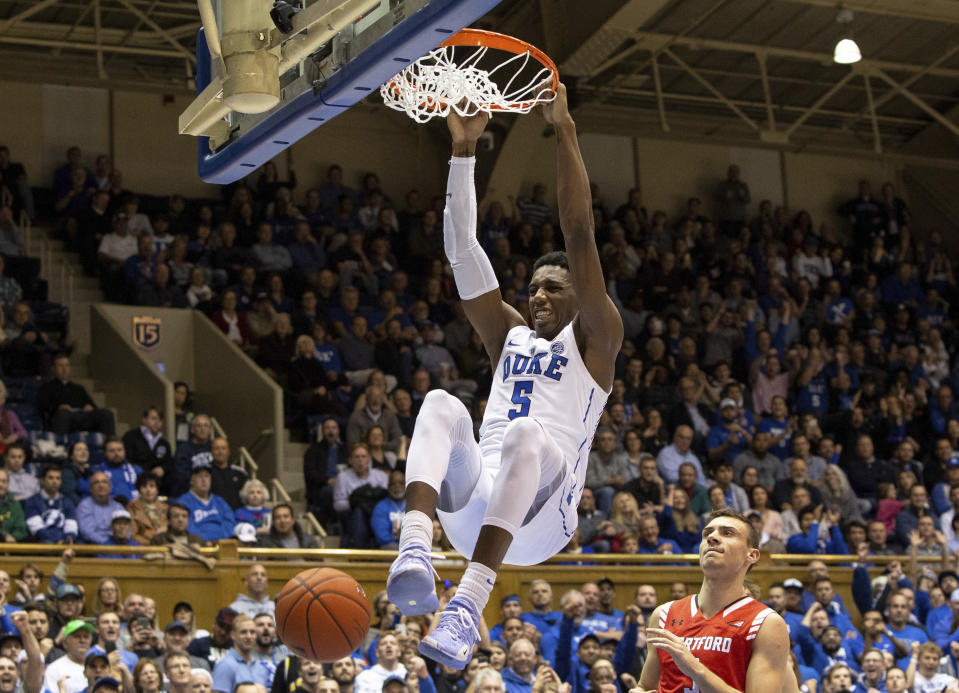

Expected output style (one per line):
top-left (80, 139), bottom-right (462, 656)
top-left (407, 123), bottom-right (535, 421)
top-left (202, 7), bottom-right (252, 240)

top-left (833, 8), bottom-right (861, 64)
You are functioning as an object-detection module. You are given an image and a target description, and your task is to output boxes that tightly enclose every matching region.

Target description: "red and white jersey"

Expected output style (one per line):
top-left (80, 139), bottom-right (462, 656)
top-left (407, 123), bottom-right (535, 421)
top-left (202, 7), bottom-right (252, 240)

top-left (656, 594), bottom-right (774, 693)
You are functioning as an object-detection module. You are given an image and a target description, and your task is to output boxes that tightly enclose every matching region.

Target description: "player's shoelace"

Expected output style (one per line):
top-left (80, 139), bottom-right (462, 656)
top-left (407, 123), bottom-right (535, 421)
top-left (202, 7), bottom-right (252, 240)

top-left (434, 606), bottom-right (477, 639)
top-left (391, 544), bottom-right (441, 580)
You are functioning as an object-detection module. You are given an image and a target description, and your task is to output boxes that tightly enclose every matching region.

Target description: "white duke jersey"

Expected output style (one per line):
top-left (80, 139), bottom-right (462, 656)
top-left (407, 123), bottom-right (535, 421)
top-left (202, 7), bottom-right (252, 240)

top-left (478, 322), bottom-right (609, 491)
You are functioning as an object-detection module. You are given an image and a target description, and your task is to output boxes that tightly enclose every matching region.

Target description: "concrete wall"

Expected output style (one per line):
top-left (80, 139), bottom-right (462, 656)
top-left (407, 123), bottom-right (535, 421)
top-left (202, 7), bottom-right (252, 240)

top-left (0, 78), bottom-right (909, 227)
top-left (482, 127), bottom-right (901, 237)
top-left (89, 304), bottom-right (176, 444)
top-left (90, 304), bottom-right (283, 478)
top-left (192, 311), bottom-right (284, 481)
top-left (782, 152), bottom-right (900, 237)
top-left (111, 91), bottom-right (220, 199)
top-left (92, 303), bottom-right (197, 384)
top-left (0, 82), bottom-right (451, 202)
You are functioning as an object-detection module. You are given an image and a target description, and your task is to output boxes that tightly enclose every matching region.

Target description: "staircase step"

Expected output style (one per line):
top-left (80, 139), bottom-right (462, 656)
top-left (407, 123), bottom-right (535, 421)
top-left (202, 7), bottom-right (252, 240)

top-left (283, 443), bottom-right (309, 473)
top-left (69, 354), bottom-right (90, 379)
top-left (72, 288), bottom-right (103, 303)
top-left (277, 469), bottom-right (304, 497)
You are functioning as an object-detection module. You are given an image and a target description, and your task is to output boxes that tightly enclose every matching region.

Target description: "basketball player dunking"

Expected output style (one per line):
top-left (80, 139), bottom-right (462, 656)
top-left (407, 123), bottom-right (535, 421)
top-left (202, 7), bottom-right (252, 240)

top-left (637, 509), bottom-right (791, 693)
top-left (386, 84), bottom-right (623, 669)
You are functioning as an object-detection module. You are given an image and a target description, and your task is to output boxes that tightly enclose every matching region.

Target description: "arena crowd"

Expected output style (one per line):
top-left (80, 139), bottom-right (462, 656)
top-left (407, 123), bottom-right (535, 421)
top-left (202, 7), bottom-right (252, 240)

top-left (0, 141), bottom-right (957, 693)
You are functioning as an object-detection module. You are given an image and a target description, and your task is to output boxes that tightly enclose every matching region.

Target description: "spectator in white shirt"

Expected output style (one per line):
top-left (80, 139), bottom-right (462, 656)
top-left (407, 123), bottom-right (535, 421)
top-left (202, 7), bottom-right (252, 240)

top-left (333, 443), bottom-right (388, 549)
top-left (792, 238), bottom-right (832, 290)
top-left (913, 642), bottom-right (956, 693)
top-left (656, 425), bottom-right (707, 485)
top-left (42, 620), bottom-right (96, 693)
top-left (354, 633), bottom-right (407, 693)
top-left (98, 213), bottom-right (138, 267)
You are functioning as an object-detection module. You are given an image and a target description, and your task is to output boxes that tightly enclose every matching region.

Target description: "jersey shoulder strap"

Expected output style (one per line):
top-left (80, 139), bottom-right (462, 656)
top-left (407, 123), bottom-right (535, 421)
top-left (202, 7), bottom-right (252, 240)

top-left (746, 605), bottom-right (775, 641)
top-left (657, 600), bottom-right (676, 628)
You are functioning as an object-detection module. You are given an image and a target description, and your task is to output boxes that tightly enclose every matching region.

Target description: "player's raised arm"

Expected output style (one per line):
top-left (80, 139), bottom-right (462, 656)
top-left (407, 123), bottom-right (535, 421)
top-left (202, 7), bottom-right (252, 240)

top-left (444, 111), bottom-right (525, 363)
top-left (542, 84), bottom-right (623, 389)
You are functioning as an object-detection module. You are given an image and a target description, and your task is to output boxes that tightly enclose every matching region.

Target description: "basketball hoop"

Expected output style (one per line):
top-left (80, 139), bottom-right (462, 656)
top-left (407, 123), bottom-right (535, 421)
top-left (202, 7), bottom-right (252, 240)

top-left (380, 29), bottom-right (559, 123)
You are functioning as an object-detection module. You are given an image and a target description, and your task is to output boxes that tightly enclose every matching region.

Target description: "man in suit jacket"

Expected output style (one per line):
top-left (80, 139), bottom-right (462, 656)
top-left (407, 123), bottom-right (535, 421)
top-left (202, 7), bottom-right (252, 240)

top-left (302, 418), bottom-right (348, 528)
top-left (122, 406), bottom-right (173, 491)
top-left (667, 377), bottom-right (714, 455)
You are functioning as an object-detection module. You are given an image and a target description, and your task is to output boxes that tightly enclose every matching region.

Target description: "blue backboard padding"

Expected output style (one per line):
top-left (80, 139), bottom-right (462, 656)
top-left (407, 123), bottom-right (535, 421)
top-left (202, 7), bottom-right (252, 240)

top-left (195, 0), bottom-right (503, 184)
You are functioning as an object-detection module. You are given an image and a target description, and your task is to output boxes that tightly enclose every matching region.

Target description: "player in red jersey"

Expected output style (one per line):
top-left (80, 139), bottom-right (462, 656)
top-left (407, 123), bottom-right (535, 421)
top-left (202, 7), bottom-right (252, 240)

top-left (637, 508), bottom-right (791, 693)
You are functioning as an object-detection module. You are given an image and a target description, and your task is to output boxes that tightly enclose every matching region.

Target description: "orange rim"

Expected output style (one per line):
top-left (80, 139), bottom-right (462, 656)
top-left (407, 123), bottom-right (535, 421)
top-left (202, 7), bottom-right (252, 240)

top-left (385, 28), bottom-right (558, 112)
top-left (439, 28), bottom-right (559, 92)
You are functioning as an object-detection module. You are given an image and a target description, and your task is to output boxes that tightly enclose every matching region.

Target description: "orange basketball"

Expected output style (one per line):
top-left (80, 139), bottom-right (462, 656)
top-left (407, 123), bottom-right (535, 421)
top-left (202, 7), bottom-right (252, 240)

top-left (274, 567), bottom-right (372, 662)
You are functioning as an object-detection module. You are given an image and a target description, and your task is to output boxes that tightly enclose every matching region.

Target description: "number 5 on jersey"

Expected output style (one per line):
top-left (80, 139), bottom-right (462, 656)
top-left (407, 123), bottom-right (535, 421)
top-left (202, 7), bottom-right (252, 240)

top-left (508, 381), bottom-right (533, 419)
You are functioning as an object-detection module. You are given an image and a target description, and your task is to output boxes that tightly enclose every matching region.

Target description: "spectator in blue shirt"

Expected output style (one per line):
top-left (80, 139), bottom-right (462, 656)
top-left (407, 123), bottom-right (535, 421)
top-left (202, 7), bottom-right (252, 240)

top-left (211, 614), bottom-right (270, 693)
top-left (171, 414), bottom-right (214, 497)
top-left (795, 349), bottom-right (830, 416)
top-left (371, 471), bottom-right (406, 549)
top-left (94, 438), bottom-right (142, 504)
top-left (99, 510), bottom-right (140, 559)
top-left (929, 385), bottom-right (959, 438)
top-left (23, 465), bottom-right (78, 544)
top-left (886, 593), bottom-right (929, 671)
top-left (853, 649), bottom-right (888, 693)
top-left (500, 638), bottom-right (536, 693)
top-left (76, 472), bottom-right (125, 544)
top-left (638, 515), bottom-right (676, 555)
top-left (794, 606), bottom-right (861, 674)
top-left (881, 262), bottom-right (922, 311)
top-left (489, 595), bottom-right (524, 646)
top-left (823, 279), bottom-right (855, 327)
top-left (522, 579), bottom-right (562, 634)
top-left (177, 466), bottom-right (236, 542)
top-left (707, 399), bottom-right (752, 467)
top-left (786, 507), bottom-right (850, 554)
top-left (288, 221), bottom-right (326, 280)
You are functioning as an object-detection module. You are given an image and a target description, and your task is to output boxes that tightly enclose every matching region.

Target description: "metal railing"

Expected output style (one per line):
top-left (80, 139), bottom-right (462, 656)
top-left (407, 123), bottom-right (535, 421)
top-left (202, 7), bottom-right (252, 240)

top-left (210, 416), bottom-right (227, 440)
top-left (238, 446), bottom-right (260, 479)
top-left (211, 416), bottom-right (261, 480)
top-left (245, 428), bottom-right (275, 461)
top-left (22, 217), bottom-right (75, 306)
top-left (19, 210), bottom-right (30, 255)
top-left (0, 543), bottom-right (944, 566)
top-left (270, 476), bottom-right (291, 504)
top-left (212, 416), bottom-right (324, 545)
top-left (0, 543), bottom-right (218, 557)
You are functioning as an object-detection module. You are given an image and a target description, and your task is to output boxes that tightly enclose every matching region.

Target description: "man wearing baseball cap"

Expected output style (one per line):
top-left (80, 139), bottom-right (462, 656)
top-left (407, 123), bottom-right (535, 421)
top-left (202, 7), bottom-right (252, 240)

top-left (106, 510), bottom-right (137, 550)
top-left (781, 579), bottom-right (805, 634)
top-left (188, 608), bottom-right (236, 670)
top-left (707, 398), bottom-right (753, 466)
top-left (78, 653), bottom-right (111, 693)
top-left (90, 677), bottom-right (121, 693)
top-left (42, 620), bottom-right (94, 693)
top-left (153, 622), bottom-right (209, 675)
top-left (177, 465), bottom-right (236, 542)
top-left (49, 584), bottom-right (84, 640)
top-left (489, 595), bottom-right (522, 645)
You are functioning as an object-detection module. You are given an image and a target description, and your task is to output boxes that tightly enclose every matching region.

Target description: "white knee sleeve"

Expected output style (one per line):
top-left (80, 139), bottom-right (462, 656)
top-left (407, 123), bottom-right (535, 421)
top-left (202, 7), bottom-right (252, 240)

top-left (444, 157), bottom-right (500, 300)
top-left (405, 390), bottom-right (482, 513)
top-left (484, 418), bottom-right (547, 536)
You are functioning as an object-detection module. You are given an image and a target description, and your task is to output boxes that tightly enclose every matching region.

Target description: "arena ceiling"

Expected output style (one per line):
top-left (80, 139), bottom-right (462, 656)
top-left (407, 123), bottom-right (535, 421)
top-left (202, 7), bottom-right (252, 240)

top-left (3, 0), bottom-right (959, 162)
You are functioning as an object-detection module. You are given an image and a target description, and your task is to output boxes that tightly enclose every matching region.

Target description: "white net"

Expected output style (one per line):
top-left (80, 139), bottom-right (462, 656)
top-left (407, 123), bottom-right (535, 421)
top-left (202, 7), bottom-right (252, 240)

top-left (380, 43), bottom-right (556, 122)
